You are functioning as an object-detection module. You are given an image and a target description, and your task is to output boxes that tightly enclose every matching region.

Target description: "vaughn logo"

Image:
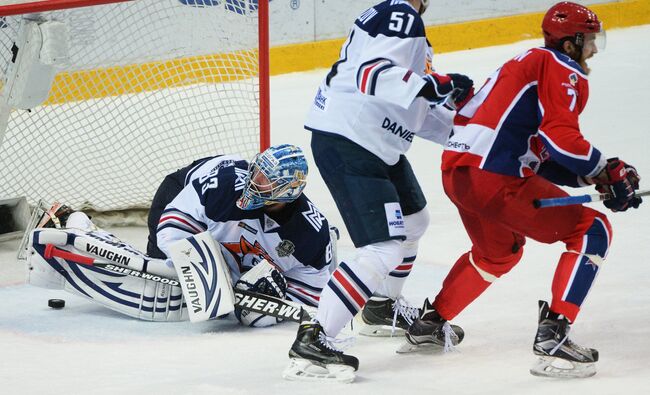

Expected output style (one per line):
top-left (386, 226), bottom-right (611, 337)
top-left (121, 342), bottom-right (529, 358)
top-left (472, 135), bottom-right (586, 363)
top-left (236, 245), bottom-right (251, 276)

top-left (382, 117), bottom-right (414, 142)
top-left (86, 243), bottom-right (131, 265)
top-left (181, 265), bottom-right (203, 314)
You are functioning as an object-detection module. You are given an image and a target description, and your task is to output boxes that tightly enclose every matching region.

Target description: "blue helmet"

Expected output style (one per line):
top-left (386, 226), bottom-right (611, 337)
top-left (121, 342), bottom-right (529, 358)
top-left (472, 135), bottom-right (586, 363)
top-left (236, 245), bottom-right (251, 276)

top-left (236, 144), bottom-right (308, 210)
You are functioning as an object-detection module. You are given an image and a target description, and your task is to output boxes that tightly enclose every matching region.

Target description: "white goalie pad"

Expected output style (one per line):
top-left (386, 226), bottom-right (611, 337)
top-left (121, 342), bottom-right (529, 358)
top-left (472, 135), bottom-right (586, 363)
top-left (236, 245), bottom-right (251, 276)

top-left (26, 228), bottom-right (188, 322)
top-left (3, 19), bottom-right (70, 110)
top-left (169, 232), bottom-right (236, 323)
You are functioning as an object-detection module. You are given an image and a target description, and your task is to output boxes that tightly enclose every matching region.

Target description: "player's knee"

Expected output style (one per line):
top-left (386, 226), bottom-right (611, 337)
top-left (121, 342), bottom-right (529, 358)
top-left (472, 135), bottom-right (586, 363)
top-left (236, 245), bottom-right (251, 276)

top-left (470, 246), bottom-right (524, 281)
top-left (404, 208), bottom-right (429, 243)
top-left (582, 211), bottom-right (612, 260)
top-left (352, 239), bottom-right (403, 281)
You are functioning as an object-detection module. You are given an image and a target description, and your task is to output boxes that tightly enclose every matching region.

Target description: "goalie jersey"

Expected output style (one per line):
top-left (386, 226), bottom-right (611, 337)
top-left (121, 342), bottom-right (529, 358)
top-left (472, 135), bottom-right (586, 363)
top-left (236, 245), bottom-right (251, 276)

top-left (157, 155), bottom-right (332, 306)
top-left (304, 0), bottom-right (454, 166)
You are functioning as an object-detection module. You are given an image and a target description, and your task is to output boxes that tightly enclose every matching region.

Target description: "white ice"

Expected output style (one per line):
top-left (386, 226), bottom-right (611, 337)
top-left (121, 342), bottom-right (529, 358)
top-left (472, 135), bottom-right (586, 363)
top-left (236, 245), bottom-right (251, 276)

top-left (1, 26), bottom-right (649, 395)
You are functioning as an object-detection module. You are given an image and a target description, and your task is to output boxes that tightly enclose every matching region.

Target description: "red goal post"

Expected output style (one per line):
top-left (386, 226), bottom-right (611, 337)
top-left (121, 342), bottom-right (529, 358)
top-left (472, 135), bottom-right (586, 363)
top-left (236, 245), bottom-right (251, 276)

top-left (0, 0), bottom-right (270, 212)
top-left (0, 0), bottom-right (131, 16)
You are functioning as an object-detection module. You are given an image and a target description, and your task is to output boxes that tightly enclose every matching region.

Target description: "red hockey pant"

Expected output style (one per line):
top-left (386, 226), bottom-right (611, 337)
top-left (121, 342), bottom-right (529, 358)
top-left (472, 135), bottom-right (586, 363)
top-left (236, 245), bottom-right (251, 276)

top-left (434, 167), bottom-right (612, 322)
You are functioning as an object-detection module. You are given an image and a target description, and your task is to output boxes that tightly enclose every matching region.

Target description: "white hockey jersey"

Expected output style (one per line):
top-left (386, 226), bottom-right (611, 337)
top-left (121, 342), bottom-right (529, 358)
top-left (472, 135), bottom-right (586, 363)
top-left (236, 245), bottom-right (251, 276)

top-left (305, 0), bottom-right (454, 165)
top-left (156, 155), bottom-right (332, 306)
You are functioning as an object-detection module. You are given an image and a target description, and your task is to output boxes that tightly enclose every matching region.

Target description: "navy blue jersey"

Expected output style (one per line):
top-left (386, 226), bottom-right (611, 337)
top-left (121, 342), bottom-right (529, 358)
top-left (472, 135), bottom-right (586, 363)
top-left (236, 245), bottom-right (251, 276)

top-left (157, 155), bottom-right (332, 306)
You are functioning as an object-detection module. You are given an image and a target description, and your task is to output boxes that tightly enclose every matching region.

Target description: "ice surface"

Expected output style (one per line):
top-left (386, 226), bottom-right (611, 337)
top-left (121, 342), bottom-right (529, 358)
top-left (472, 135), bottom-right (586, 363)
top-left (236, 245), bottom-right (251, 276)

top-left (1, 26), bottom-right (649, 394)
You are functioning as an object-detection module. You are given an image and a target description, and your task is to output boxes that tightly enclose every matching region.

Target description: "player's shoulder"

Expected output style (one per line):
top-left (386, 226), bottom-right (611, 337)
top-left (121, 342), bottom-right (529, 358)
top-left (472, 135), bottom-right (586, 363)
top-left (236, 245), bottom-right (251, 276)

top-left (290, 194), bottom-right (329, 235)
top-left (184, 154), bottom-right (246, 185)
top-left (190, 156), bottom-right (249, 219)
top-left (354, 0), bottom-right (425, 39)
top-left (278, 194), bottom-right (331, 270)
top-left (533, 47), bottom-right (588, 79)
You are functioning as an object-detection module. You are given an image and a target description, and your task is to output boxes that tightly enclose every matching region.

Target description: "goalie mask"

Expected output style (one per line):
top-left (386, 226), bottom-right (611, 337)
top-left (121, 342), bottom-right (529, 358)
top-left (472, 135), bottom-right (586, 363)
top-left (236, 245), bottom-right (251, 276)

top-left (236, 144), bottom-right (308, 210)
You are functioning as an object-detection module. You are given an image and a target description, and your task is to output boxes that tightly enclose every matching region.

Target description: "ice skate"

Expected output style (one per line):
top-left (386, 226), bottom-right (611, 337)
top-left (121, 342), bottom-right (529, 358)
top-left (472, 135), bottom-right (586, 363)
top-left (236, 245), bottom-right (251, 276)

top-left (36, 202), bottom-right (75, 229)
top-left (283, 309), bottom-right (358, 383)
top-left (530, 300), bottom-right (598, 378)
top-left (398, 298), bottom-right (464, 353)
top-left (360, 296), bottom-right (420, 337)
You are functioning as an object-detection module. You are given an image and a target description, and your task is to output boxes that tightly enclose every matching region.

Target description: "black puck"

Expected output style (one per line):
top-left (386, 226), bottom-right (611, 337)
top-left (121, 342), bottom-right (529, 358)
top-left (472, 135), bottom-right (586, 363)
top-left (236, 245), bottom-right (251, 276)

top-left (48, 299), bottom-right (65, 309)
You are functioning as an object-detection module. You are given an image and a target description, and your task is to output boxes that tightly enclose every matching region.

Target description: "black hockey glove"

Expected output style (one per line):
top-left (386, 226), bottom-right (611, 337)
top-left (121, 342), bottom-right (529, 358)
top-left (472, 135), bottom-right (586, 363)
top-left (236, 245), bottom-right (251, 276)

top-left (448, 73), bottom-right (474, 104)
top-left (418, 72), bottom-right (474, 106)
top-left (594, 158), bottom-right (642, 212)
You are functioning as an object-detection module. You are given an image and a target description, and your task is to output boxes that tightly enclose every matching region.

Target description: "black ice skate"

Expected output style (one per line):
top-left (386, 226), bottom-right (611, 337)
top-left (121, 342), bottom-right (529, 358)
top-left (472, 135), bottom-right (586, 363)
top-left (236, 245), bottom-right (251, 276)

top-left (283, 309), bottom-right (359, 383)
top-left (360, 296), bottom-right (420, 337)
top-left (36, 202), bottom-right (75, 229)
top-left (530, 300), bottom-right (598, 378)
top-left (398, 298), bottom-right (464, 353)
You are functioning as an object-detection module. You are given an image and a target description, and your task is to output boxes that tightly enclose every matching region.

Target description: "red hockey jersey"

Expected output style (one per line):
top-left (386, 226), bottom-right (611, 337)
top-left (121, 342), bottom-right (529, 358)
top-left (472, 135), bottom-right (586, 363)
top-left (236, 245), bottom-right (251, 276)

top-left (442, 47), bottom-right (606, 183)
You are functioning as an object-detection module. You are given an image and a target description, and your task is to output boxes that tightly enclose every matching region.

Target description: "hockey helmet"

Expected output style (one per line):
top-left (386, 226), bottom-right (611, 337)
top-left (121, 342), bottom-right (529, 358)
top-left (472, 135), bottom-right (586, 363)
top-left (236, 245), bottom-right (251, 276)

top-left (542, 2), bottom-right (604, 50)
top-left (236, 144), bottom-right (308, 210)
top-left (419, 0), bottom-right (430, 15)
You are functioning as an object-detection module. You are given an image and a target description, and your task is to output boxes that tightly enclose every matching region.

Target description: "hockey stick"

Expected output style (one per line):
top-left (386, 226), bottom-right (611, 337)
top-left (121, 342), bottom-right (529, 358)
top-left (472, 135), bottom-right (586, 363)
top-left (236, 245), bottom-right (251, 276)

top-left (533, 189), bottom-right (650, 208)
top-left (235, 289), bottom-right (314, 323)
top-left (44, 244), bottom-right (181, 286)
top-left (43, 244), bottom-right (314, 323)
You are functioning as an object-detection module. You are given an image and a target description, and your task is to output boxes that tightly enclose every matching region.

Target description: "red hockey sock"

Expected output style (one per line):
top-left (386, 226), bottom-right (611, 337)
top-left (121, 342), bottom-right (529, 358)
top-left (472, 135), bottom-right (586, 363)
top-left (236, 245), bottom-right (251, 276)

top-left (433, 252), bottom-right (492, 321)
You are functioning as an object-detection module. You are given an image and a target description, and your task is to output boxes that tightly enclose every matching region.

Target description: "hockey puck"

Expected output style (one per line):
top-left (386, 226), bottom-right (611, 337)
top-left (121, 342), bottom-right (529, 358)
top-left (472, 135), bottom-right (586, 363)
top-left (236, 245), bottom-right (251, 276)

top-left (48, 299), bottom-right (65, 309)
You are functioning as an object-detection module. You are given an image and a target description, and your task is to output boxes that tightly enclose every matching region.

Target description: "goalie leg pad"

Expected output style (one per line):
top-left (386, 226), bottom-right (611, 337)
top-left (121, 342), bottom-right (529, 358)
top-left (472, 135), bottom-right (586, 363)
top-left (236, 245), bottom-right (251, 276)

top-left (169, 232), bottom-right (236, 322)
top-left (27, 229), bottom-right (187, 321)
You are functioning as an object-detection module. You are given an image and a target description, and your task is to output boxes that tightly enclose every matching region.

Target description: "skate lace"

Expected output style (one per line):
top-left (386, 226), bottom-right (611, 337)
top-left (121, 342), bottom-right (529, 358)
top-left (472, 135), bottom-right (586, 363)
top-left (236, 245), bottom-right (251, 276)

top-left (442, 322), bottom-right (458, 353)
top-left (318, 331), bottom-right (355, 352)
top-left (550, 335), bottom-right (568, 355)
top-left (391, 296), bottom-right (419, 336)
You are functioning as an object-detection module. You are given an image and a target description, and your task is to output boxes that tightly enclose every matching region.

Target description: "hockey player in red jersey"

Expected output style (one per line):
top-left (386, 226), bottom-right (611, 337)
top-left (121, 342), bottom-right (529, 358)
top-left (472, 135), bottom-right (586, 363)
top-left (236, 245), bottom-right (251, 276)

top-left (403, 2), bottom-right (642, 378)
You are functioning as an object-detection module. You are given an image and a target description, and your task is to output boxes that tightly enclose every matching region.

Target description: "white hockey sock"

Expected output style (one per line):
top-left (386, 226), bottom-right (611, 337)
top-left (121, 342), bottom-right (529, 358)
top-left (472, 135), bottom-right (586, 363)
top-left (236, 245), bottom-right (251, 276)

top-left (316, 240), bottom-right (401, 336)
top-left (374, 209), bottom-right (426, 299)
top-left (374, 254), bottom-right (415, 299)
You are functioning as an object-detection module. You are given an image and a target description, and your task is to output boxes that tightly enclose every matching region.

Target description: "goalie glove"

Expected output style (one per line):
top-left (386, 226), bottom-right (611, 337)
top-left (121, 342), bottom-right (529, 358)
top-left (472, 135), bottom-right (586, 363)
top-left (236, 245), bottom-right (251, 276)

top-left (234, 259), bottom-right (287, 327)
top-left (418, 72), bottom-right (474, 106)
top-left (594, 158), bottom-right (642, 212)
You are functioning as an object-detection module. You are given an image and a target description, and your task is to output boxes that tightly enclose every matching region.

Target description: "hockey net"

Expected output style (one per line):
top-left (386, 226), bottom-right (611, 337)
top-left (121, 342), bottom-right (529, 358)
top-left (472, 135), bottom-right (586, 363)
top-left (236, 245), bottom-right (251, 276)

top-left (0, 0), bottom-right (269, 215)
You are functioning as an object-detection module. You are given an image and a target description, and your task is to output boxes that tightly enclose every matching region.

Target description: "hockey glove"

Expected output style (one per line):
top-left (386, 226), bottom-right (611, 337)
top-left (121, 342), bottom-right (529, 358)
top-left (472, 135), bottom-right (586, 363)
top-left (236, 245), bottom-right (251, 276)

top-left (448, 73), bottom-right (474, 104)
top-left (594, 158), bottom-right (642, 212)
top-left (234, 259), bottom-right (287, 327)
top-left (418, 72), bottom-right (474, 106)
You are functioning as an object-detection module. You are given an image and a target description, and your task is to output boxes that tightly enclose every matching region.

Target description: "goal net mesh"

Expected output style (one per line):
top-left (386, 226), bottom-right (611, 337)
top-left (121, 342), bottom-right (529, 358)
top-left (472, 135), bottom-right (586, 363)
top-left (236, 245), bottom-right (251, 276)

top-left (0, 0), bottom-right (262, 212)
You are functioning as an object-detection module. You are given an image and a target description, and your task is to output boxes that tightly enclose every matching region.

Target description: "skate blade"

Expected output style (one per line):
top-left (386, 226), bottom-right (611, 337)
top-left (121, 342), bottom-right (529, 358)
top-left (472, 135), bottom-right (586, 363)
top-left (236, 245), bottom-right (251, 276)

top-left (359, 324), bottom-right (406, 337)
top-left (282, 358), bottom-right (355, 383)
top-left (530, 356), bottom-right (596, 378)
top-left (396, 341), bottom-right (444, 354)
